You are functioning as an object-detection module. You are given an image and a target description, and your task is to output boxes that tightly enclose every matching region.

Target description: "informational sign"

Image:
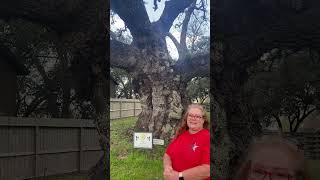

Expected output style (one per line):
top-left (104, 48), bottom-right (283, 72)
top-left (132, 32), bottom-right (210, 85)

top-left (153, 139), bottom-right (164, 145)
top-left (133, 132), bottom-right (153, 149)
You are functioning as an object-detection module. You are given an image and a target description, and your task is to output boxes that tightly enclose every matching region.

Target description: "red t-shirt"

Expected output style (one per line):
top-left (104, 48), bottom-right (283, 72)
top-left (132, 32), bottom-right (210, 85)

top-left (166, 129), bottom-right (210, 180)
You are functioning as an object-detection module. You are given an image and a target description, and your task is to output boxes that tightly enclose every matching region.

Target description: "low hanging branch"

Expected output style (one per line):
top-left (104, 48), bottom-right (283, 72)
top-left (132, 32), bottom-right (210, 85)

top-left (111, 0), bottom-right (152, 40)
top-left (174, 53), bottom-right (210, 82)
top-left (293, 107), bottom-right (316, 132)
top-left (179, 0), bottom-right (196, 60)
top-left (164, 0), bottom-right (196, 60)
top-left (110, 39), bottom-right (140, 71)
top-left (167, 32), bottom-right (182, 55)
top-left (154, 0), bottom-right (194, 34)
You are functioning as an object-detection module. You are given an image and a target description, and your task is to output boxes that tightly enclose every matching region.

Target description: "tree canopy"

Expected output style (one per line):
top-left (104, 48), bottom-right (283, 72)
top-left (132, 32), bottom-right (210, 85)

top-left (245, 49), bottom-right (320, 132)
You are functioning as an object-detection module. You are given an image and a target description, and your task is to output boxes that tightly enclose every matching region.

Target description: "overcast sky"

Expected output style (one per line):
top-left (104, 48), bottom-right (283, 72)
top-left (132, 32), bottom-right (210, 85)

top-left (111, 0), bottom-right (210, 60)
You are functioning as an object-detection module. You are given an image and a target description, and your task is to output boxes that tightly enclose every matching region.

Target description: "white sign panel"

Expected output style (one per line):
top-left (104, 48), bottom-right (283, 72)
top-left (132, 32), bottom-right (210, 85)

top-left (134, 132), bottom-right (153, 149)
top-left (153, 139), bottom-right (164, 145)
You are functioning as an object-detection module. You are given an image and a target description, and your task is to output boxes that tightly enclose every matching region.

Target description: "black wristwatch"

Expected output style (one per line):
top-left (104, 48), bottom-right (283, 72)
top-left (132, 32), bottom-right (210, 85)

top-left (179, 172), bottom-right (184, 180)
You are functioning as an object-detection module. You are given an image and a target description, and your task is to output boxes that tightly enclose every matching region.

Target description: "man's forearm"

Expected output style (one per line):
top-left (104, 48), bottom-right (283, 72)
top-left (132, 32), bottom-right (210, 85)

top-left (181, 164), bottom-right (210, 180)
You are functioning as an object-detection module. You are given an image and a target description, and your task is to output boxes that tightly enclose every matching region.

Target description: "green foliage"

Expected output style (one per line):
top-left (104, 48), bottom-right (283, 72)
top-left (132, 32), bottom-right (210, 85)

top-left (187, 77), bottom-right (209, 104)
top-left (111, 68), bottom-right (137, 99)
top-left (245, 49), bottom-right (320, 132)
top-left (0, 20), bottom-right (61, 117)
top-left (0, 19), bottom-right (95, 118)
top-left (188, 36), bottom-right (210, 55)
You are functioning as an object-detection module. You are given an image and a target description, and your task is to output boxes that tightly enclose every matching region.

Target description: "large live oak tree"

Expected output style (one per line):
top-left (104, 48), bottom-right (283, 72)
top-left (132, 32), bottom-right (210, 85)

top-left (213, 0), bottom-right (320, 178)
top-left (110, 0), bottom-right (209, 139)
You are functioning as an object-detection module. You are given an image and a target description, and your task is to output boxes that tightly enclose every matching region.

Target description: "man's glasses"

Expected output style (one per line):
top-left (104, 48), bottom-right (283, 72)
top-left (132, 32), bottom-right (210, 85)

top-left (187, 114), bottom-right (203, 120)
top-left (249, 167), bottom-right (295, 180)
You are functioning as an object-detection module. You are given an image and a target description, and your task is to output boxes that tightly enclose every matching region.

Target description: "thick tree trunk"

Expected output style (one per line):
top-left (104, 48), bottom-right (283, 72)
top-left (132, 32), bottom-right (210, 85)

top-left (225, 97), bottom-right (262, 178)
top-left (61, 82), bottom-right (71, 118)
top-left (211, 99), bottom-right (232, 179)
top-left (211, 35), bottom-right (261, 179)
top-left (47, 92), bottom-right (59, 118)
top-left (134, 74), bottom-right (184, 140)
top-left (213, 65), bottom-right (262, 179)
top-left (56, 42), bottom-right (72, 118)
top-left (179, 82), bottom-right (190, 109)
top-left (89, 72), bottom-right (109, 180)
top-left (132, 36), bottom-right (186, 140)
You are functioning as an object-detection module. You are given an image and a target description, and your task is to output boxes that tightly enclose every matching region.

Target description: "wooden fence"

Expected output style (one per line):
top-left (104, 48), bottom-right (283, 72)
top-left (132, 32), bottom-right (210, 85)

top-left (264, 130), bottom-right (320, 159)
top-left (110, 98), bottom-right (141, 120)
top-left (0, 116), bottom-right (103, 180)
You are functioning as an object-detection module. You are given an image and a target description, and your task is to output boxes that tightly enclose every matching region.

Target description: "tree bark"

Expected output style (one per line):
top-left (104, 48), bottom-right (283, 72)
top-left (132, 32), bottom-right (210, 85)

top-left (273, 115), bottom-right (283, 133)
top-left (211, 99), bottom-right (232, 179)
top-left (61, 80), bottom-right (71, 118)
top-left (89, 68), bottom-right (109, 180)
top-left (133, 43), bottom-right (185, 140)
top-left (213, 66), bottom-right (262, 179)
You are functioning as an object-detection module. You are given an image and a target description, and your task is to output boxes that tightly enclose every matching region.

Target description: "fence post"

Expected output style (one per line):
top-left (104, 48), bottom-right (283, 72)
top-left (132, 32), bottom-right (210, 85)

top-left (79, 127), bottom-right (83, 172)
top-left (119, 100), bottom-right (122, 118)
top-left (35, 125), bottom-right (39, 177)
top-left (134, 100), bottom-right (136, 117)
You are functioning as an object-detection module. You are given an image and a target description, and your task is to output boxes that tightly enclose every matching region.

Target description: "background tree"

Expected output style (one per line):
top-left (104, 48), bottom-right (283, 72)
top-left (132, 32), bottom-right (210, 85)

top-left (0, 19), bottom-right (69, 118)
top-left (0, 1), bottom-right (109, 179)
top-left (213, 0), bottom-right (320, 178)
top-left (187, 77), bottom-right (209, 104)
top-left (245, 49), bottom-right (320, 132)
top-left (111, 67), bottom-right (137, 99)
top-left (0, 19), bottom-right (96, 119)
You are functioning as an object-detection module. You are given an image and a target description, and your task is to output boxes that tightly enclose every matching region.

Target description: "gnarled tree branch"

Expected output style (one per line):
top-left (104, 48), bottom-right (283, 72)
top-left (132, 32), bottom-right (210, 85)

top-left (110, 39), bottom-right (140, 71)
top-left (174, 53), bottom-right (210, 82)
top-left (167, 32), bottom-right (182, 56)
top-left (180, 0), bottom-right (196, 59)
top-left (154, 0), bottom-right (194, 34)
top-left (111, 0), bottom-right (152, 40)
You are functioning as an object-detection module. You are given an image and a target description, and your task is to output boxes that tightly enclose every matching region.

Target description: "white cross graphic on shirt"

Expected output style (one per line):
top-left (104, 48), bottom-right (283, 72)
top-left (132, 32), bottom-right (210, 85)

top-left (192, 142), bottom-right (199, 152)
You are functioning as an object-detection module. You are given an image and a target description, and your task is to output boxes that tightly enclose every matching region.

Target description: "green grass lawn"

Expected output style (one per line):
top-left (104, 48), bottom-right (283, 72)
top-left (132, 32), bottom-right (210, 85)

top-left (110, 117), bottom-right (165, 180)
